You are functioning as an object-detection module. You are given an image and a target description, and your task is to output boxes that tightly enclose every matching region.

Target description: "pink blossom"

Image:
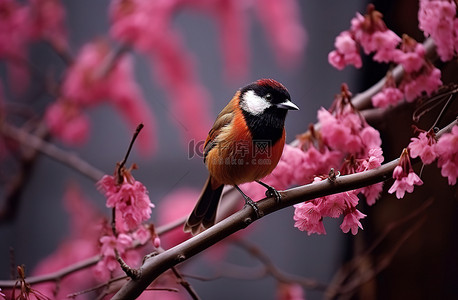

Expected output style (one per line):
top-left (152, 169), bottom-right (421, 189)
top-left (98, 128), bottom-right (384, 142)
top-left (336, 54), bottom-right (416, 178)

top-left (276, 283), bottom-right (305, 300)
top-left (401, 66), bottom-right (442, 102)
top-left (418, 0), bottom-right (457, 61)
top-left (350, 7), bottom-right (401, 62)
top-left (388, 150), bottom-right (425, 200)
top-left (359, 182), bottom-right (384, 206)
top-left (394, 43), bottom-right (426, 73)
top-left (44, 100), bottom-right (90, 146)
top-left (96, 233), bottom-right (135, 280)
top-left (408, 130), bottom-right (438, 164)
top-left (318, 108), bottom-right (360, 153)
top-left (388, 164), bottom-right (424, 199)
top-left (436, 125), bottom-right (458, 185)
top-left (340, 209), bottom-right (366, 235)
top-left (98, 173), bottom-right (154, 232)
top-left (293, 202), bottom-right (326, 235)
top-left (371, 87), bottom-right (404, 108)
top-left (133, 226), bottom-right (151, 245)
top-left (361, 148), bottom-right (384, 171)
top-left (318, 105), bottom-right (381, 156)
top-left (328, 50), bottom-right (347, 70)
top-left (367, 30), bottom-right (401, 62)
top-left (0, 288), bottom-right (5, 299)
top-left (318, 194), bottom-right (346, 218)
top-left (360, 126), bottom-right (382, 150)
top-left (356, 148), bottom-right (384, 205)
top-left (296, 145), bottom-right (342, 184)
top-left (328, 31), bottom-right (362, 69)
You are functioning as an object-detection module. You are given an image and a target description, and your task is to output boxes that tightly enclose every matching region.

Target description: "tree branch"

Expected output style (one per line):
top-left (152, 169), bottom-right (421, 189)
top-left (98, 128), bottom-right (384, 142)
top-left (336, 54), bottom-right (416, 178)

top-left (0, 122), bottom-right (104, 182)
top-left (111, 119), bottom-right (456, 299)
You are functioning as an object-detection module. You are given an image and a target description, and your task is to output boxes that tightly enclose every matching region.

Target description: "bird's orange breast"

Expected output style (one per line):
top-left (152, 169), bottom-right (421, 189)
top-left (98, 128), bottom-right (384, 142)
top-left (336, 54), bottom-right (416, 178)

top-left (205, 105), bottom-right (285, 186)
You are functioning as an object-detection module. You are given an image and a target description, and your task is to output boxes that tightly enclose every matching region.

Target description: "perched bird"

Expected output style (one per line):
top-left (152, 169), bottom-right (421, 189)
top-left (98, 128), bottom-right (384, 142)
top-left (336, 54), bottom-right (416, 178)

top-left (184, 79), bottom-right (299, 235)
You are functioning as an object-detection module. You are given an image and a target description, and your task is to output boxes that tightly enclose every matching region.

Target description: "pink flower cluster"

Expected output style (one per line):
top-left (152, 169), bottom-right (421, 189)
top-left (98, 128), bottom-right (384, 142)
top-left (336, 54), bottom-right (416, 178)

top-left (419, 0), bottom-right (458, 61)
top-left (45, 41), bottom-right (156, 154)
top-left (388, 148), bottom-right (423, 199)
top-left (328, 5), bottom-right (443, 107)
top-left (408, 125), bottom-right (458, 185)
top-left (294, 178), bottom-right (366, 235)
top-left (436, 125), bottom-right (458, 185)
top-left (96, 168), bottom-right (157, 279)
top-left (0, 0), bottom-right (67, 93)
top-left (98, 171), bottom-right (154, 233)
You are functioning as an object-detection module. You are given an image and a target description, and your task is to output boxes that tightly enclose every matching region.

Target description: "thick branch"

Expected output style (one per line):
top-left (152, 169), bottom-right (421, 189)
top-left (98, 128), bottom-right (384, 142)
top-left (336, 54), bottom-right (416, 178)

top-left (112, 119), bottom-right (456, 299)
top-left (111, 161), bottom-right (398, 299)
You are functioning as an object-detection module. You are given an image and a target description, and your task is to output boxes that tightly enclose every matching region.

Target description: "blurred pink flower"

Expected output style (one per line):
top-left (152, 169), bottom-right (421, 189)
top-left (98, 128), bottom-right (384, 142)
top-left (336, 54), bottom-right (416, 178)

top-left (44, 100), bottom-right (90, 145)
top-left (32, 184), bottom-right (103, 299)
top-left (55, 40), bottom-right (156, 154)
top-left (418, 0), bottom-right (457, 61)
top-left (29, 0), bottom-right (68, 50)
top-left (400, 66), bottom-right (442, 102)
top-left (109, 0), bottom-right (306, 144)
top-left (436, 125), bottom-right (458, 185)
top-left (371, 86), bottom-right (404, 108)
top-left (0, 0), bottom-right (31, 94)
top-left (157, 188), bottom-right (199, 248)
top-left (255, 0), bottom-right (307, 68)
top-left (276, 282), bottom-right (305, 300)
top-left (394, 42), bottom-right (426, 73)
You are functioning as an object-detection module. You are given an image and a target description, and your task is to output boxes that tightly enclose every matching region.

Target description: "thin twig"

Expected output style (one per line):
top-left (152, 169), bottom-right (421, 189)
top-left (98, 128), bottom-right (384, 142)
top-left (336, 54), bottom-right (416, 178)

top-left (117, 123), bottom-right (144, 183)
top-left (235, 239), bottom-right (328, 290)
top-left (170, 266), bottom-right (201, 300)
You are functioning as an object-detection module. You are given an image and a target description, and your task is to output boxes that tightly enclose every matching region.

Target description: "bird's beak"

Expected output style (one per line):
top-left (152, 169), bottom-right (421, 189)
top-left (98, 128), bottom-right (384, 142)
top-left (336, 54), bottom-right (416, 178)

top-left (276, 100), bottom-right (299, 110)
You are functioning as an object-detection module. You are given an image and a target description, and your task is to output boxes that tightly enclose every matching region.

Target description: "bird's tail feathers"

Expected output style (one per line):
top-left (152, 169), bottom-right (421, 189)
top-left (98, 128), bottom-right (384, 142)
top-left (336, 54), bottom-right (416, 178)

top-left (184, 177), bottom-right (224, 235)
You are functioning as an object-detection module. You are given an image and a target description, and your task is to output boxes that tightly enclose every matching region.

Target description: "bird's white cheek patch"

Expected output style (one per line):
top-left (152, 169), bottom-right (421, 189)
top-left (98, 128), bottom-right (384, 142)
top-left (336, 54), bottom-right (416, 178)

top-left (241, 90), bottom-right (271, 115)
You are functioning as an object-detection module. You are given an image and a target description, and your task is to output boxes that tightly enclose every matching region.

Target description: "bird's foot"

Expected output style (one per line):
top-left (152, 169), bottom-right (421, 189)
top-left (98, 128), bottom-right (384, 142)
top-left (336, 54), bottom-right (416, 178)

top-left (244, 197), bottom-right (261, 218)
top-left (256, 180), bottom-right (281, 203)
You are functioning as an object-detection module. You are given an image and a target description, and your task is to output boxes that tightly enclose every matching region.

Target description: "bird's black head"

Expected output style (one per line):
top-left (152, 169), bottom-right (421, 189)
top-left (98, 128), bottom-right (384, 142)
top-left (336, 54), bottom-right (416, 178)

top-left (239, 79), bottom-right (299, 142)
top-left (239, 79), bottom-right (299, 116)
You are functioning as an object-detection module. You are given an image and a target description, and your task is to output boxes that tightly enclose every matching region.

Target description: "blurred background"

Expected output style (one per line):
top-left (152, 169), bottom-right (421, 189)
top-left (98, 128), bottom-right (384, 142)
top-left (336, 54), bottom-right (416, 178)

top-left (1, 0), bottom-right (457, 299)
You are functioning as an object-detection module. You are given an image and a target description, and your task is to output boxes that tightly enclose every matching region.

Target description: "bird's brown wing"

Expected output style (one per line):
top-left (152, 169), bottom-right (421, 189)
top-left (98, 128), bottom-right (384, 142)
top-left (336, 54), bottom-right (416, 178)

top-left (203, 95), bottom-right (237, 162)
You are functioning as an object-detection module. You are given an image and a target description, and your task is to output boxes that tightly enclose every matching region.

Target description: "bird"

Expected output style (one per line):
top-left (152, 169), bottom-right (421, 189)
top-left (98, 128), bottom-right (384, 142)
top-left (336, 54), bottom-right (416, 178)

top-left (184, 79), bottom-right (299, 235)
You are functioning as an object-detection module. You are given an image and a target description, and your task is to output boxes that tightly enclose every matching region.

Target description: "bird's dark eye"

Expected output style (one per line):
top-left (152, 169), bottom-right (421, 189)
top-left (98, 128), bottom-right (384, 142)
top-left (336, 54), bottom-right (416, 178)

top-left (265, 93), bottom-right (272, 101)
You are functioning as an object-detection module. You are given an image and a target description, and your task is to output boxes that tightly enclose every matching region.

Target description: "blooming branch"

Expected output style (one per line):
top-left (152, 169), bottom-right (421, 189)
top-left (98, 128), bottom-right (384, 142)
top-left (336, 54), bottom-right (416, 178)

top-left (110, 117), bottom-right (457, 300)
